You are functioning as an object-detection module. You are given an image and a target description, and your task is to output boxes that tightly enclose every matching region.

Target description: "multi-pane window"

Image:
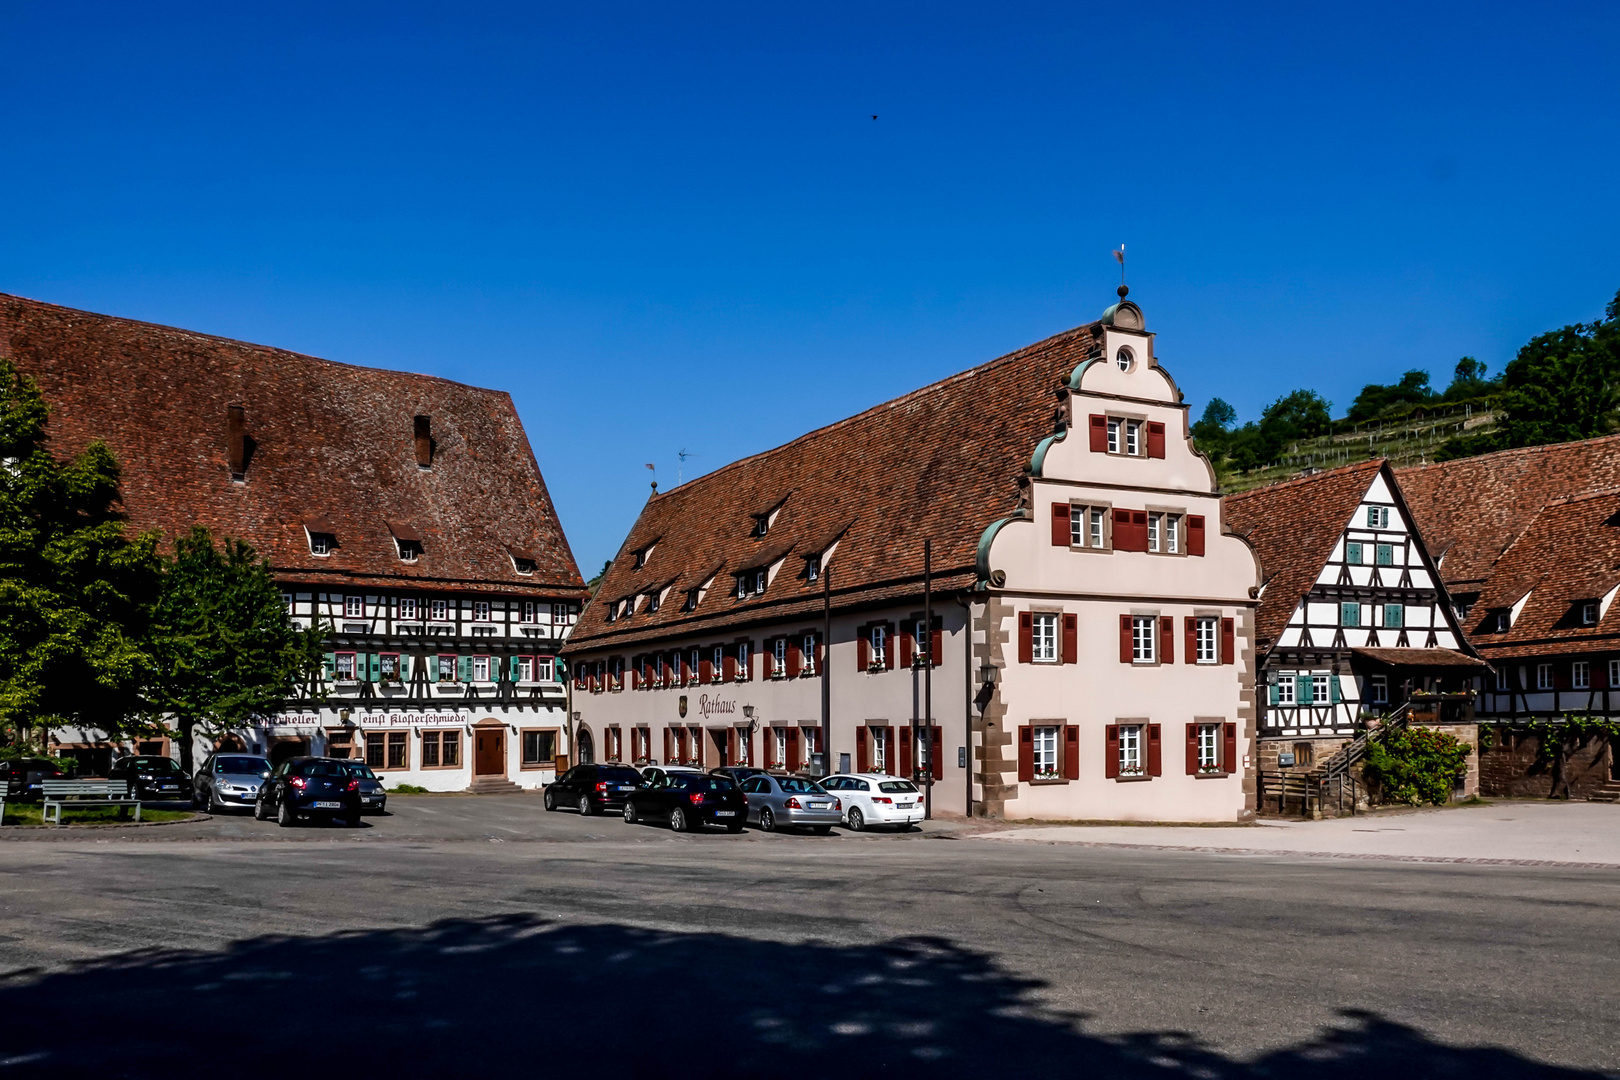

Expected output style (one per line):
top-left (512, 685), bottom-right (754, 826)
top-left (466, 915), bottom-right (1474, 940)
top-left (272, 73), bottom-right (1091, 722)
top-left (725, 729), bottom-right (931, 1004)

top-left (1131, 616), bottom-right (1156, 663)
top-left (1125, 420), bottom-right (1141, 456)
top-left (735, 575), bottom-right (749, 600)
top-left (521, 602), bottom-right (537, 623)
top-left (1367, 506), bottom-right (1390, 529)
top-left (688, 649), bottom-right (700, 685)
top-left (514, 656), bottom-right (534, 682)
top-left (399, 597), bottom-right (418, 621)
top-left (1382, 604), bottom-right (1404, 629)
top-left (711, 646), bottom-right (723, 682)
top-left (379, 653), bottom-right (401, 681)
top-left (335, 652), bottom-right (357, 680)
top-left (1536, 664), bottom-right (1553, 690)
top-left (806, 555), bottom-right (820, 582)
top-left (281, 592), bottom-right (294, 613)
top-left (422, 730), bottom-right (460, 767)
top-left (1164, 514), bottom-right (1180, 554)
top-left (473, 601), bottom-right (491, 622)
top-left (1089, 507), bottom-right (1105, 548)
top-left (803, 634), bottom-right (818, 675)
top-left (870, 727), bottom-right (888, 773)
top-left (1032, 725), bottom-right (1060, 780)
top-left (647, 591), bottom-right (660, 613)
top-left (523, 730), bottom-right (558, 765)
top-left (772, 729), bottom-right (787, 769)
top-left (310, 533), bottom-right (332, 556)
top-left (610, 657), bottom-right (624, 689)
top-left (535, 657), bottom-right (554, 682)
top-left (1276, 676), bottom-right (1296, 705)
top-left (387, 731), bottom-right (408, 770)
top-left (1370, 674), bottom-right (1389, 704)
top-left (1572, 661), bottom-right (1590, 690)
top-left (472, 655), bottom-right (490, 682)
top-left (1196, 617), bottom-right (1218, 663)
top-left (1107, 418), bottom-right (1120, 453)
top-left (553, 603), bottom-right (574, 625)
top-left (1147, 514), bottom-right (1159, 552)
top-left (345, 595), bottom-right (364, 618)
top-left (870, 626), bottom-right (887, 668)
top-left (737, 642), bottom-right (751, 680)
top-left (430, 599), bottom-right (449, 622)
top-left (1068, 503), bottom-right (1109, 549)
top-left (1031, 613), bottom-right (1058, 662)
top-left (1340, 602), bottom-right (1361, 627)
top-left (1118, 724), bottom-right (1143, 775)
top-left (1494, 668), bottom-right (1511, 691)
top-left (1311, 675), bottom-right (1330, 704)
top-left (915, 621), bottom-right (931, 665)
top-left (773, 638), bottom-right (788, 677)
top-left (1197, 724), bottom-right (1220, 771)
top-left (1611, 659), bottom-right (1620, 689)
top-left (1582, 602), bottom-right (1598, 625)
top-left (438, 654), bottom-right (458, 682)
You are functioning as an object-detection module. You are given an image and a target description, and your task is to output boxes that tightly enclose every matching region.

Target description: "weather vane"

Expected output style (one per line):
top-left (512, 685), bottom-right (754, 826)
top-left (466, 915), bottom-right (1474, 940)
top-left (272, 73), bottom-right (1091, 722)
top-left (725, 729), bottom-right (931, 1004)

top-left (1114, 244), bottom-right (1127, 296)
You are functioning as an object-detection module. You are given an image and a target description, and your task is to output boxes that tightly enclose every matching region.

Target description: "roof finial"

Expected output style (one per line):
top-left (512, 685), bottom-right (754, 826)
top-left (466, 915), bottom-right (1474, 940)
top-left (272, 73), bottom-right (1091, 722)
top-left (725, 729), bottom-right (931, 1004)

top-left (1114, 244), bottom-right (1127, 298)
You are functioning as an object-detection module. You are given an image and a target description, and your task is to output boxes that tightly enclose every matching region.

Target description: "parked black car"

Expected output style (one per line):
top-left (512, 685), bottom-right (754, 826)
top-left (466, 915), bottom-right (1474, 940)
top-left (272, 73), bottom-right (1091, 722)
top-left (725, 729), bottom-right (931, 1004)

top-left (543, 764), bottom-right (643, 815)
top-left (340, 761), bottom-right (388, 814)
top-left (623, 771), bottom-right (747, 832)
top-left (254, 757), bottom-right (363, 827)
top-left (191, 753), bottom-right (271, 812)
top-left (0, 758), bottom-right (69, 801)
top-left (108, 755), bottom-right (191, 801)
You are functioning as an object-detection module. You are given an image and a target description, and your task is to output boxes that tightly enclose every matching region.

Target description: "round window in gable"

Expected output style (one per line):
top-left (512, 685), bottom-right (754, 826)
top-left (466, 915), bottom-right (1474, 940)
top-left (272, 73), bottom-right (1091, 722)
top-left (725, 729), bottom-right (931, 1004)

top-left (1115, 346), bottom-right (1135, 372)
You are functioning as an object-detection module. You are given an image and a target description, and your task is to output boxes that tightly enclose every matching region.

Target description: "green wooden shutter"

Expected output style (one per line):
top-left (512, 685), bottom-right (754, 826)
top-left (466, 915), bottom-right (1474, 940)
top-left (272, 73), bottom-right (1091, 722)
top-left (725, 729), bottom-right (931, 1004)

top-left (1330, 676), bottom-right (1342, 704)
top-left (554, 658), bottom-right (567, 683)
top-left (400, 655), bottom-right (413, 681)
top-left (1346, 542), bottom-right (1362, 564)
top-left (368, 653), bottom-right (381, 681)
top-left (323, 652), bottom-right (336, 679)
top-left (1384, 604), bottom-right (1403, 628)
top-left (1268, 680), bottom-right (1280, 705)
top-left (1296, 675), bottom-right (1312, 703)
top-left (492, 655), bottom-right (506, 681)
top-left (458, 655), bottom-right (473, 682)
top-left (1340, 602), bottom-right (1359, 627)
top-left (1376, 544), bottom-right (1393, 565)
top-left (427, 655), bottom-right (439, 683)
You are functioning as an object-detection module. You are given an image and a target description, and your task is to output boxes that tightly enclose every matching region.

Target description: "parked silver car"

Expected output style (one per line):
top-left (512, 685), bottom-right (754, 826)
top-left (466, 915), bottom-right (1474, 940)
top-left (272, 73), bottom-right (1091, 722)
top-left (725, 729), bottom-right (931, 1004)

top-left (192, 753), bottom-right (271, 812)
top-left (739, 774), bottom-right (841, 833)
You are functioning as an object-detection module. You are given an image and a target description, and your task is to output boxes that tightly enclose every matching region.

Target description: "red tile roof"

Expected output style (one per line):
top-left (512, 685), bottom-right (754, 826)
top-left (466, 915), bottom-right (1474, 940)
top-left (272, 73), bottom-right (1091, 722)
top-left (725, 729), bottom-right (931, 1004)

top-left (567, 321), bottom-right (1108, 651)
top-left (1467, 489), bottom-right (1620, 659)
top-left (0, 293), bottom-right (585, 597)
top-left (1397, 434), bottom-right (1620, 589)
top-left (1221, 460), bottom-right (1387, 647)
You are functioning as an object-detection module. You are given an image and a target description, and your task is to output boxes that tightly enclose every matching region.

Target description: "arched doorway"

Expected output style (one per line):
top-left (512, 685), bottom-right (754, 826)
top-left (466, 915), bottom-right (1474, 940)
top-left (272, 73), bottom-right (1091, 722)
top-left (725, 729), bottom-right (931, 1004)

top-left (215, 734), bottom-right (247, 753)
top-left (268, 738), bottom-right (307, 768)
top-left (576, 728), bottom-right (594, 765)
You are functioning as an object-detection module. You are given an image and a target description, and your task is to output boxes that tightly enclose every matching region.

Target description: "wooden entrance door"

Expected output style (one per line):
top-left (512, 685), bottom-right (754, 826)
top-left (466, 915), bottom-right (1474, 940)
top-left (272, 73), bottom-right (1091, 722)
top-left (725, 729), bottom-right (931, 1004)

top-left (474, 727), bottom-right (504, 775)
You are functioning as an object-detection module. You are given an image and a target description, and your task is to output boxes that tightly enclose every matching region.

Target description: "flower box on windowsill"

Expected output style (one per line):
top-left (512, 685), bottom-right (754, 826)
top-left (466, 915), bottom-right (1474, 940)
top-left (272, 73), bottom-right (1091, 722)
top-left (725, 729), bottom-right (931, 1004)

top-left (1194, 770), bottom-right (1231, 779)
top-left (1115, 769), bottom-right (1150, 782)
top-left (1029, 775), bottom-right (1069, 785)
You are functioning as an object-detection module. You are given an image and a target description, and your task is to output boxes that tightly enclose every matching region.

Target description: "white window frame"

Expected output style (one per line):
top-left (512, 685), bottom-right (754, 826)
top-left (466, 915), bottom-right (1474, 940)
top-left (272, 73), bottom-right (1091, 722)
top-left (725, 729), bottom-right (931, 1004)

top-left (803, 634), bottom-right (818, 675)
top-left (1311, 674), bottom-right (1330, 704)
top-left (1125, 419), bottom-right (1141, 456)
top-left (345, 595), bottom-right (364, 618)
top-left (437, 654), bottom-right (457, 683)
top-left (1572, 661), bottom-right (1590, 690)
top-left (430, 598), bottom-right (449, 622)
top-left (870, 626), bottom-right (887, 669)
top-left (1089, 507), bottom-right (1105, 549)
top-left (688, 648), bottom-right (700, 686)
top-left (534, 657), bottom-right (554, 682)
top-left (515, 656), bottom-right (534, 683)
top-left (1367, 506), bottom-right (1390, 529)
top-left (737, 642), bottom-right (751, 680)
top-left (1276, 675), bottom-right (1296, 706)
top-left (1494, 668), bottom-right (1510, 691)
top-left (472, 655), bottom-right (491, 683)
top-left (399, 597), bottom-right (418, 621)
top-left (1069, 504), bottom-right (1086, 547)
top-left (871, 727), bottom-right (888, 772)
top-left (1031, 613), bottom-right (1058, 663)
top-left (1611, 659), bottom-right (1620, 690)
top-left (1032, 725), bottom-right (1060, 780)
top-left (1118, 724), bottom-right (1144, 776)
top-left (335, 652), bottom-right (358, 681)
top-left (1197, 723), bottom-right (1220, 771)
top-left (773, 638), bottom-right (788, 678)
top-left (1536, 663), bottom-right (1553, 691)
top-left (1195, 617), bottom-right (1218, 664)
top-left (1165, 514), bottom-right (1180, 554)
top-left (711, 646), bottom-right (724, 683)
top-left (522, 601), bottom-right (536, 624)
top-left (1131, 616), bottom-right (1156, 664)
top-left (1582, 602), bottom-right (1598, 625)
top-left (473, 601), bottom-right (491, 623)
top-left (1106, 418), bottom-right (1120, 454)
top-left (1147, 514), bottom-right (1160, 552)
top-left (773, 728), bottom-right (787, 768)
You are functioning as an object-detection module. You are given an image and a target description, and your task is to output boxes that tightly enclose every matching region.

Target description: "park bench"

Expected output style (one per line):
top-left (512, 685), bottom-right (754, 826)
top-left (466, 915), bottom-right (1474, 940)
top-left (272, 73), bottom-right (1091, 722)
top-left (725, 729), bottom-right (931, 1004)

top-left (40, 780), bottom-right (141, 825)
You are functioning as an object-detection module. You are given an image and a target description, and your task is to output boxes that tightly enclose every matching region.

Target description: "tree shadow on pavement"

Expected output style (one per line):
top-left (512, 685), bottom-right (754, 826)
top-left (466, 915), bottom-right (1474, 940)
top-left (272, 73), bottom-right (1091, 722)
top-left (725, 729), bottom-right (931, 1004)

top-left (0, 914), bottom-right (1599, 1078)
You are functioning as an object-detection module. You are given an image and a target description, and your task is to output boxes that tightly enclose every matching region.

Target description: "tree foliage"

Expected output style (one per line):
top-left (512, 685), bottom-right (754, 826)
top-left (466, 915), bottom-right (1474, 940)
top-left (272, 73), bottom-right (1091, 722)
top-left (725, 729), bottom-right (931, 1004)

top-left (1362, 726), bottom-right (1472, 806)
top-left (147, 526), bottom-right (326, 774)
top-left (0, 358), bottom-right (160, 746)
top-left (1496, 290), bottom-right (1620, 448)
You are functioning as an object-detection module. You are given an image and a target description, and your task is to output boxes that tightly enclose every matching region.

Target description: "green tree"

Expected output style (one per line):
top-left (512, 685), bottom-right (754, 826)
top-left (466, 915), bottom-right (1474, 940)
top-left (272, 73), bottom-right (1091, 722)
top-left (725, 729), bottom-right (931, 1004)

top-left (1362, 726), bottom-right (1472, 806)
top-left (1345, 370), bottom-right (1436, 423)
top-left (1442, 356), bottom-right (1496, 400)
top-left (1496, 289), bottom-right (1620, 449)
top-left (0, 358), bottom-right (160, 749)
top-left (147, 526), bottom-right (325, 776)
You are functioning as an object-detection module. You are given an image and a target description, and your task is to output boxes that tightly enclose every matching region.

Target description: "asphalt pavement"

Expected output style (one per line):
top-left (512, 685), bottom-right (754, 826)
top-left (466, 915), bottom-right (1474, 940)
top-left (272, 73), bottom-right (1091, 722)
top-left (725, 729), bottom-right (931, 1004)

top-left (0, 796), bottom-right (1614, 1078)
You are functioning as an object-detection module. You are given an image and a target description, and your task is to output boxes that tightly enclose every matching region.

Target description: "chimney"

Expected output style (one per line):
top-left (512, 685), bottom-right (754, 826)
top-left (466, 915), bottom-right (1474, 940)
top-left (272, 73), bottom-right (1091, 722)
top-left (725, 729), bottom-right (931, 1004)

top-left (226, 405), bottom-right (248, 481)
top-left (413, 414), bottom-right (434, 469)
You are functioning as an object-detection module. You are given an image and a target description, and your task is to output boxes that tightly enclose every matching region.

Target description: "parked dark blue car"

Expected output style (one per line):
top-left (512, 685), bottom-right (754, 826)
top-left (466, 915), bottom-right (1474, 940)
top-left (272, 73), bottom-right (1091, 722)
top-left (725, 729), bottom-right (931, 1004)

top-left (255, 757), bottom-right (362, 827)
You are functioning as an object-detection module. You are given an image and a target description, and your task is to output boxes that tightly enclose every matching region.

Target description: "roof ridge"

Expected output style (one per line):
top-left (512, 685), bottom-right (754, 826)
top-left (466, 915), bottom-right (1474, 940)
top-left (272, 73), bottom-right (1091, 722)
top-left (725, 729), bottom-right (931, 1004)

top-left (646, 321), bottom-right (1097, 502)
top-left (1537, 485), bottom-right (1620, 510)
top-left (1400, 431), bottom-right (1620, 474)
top-left (1223, 457), bottom-right (1385, 504)
top-left (0, 291), bottom-right (513, 400)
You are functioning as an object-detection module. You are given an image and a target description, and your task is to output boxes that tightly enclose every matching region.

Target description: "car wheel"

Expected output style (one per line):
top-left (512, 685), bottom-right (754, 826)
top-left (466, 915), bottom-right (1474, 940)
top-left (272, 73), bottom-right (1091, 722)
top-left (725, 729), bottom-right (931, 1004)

top-left (578, 795), bottom-right (594, 816)
top-left (346, 810), bottom-right (363, 827)
top-left (812, 825), bottom-right (832, 835)
top-left (623, 801), bottom-right (639, 824)
top-left (759, 808), bottom-right (776, 832)
top-left (276, 796), bottom-right (297, 828)
top-left (208, 787), bottom-right (223, 814)
top-left (543, 789), bottom-right (557, 811)
top-left (847, 807), bottom-right (866, 832)
top-left (669, 807), bottom-right (689, 832)
top-left (253, 795), bottom-right (269, 821)
top-left (725, 822), bottom-right (744, 834)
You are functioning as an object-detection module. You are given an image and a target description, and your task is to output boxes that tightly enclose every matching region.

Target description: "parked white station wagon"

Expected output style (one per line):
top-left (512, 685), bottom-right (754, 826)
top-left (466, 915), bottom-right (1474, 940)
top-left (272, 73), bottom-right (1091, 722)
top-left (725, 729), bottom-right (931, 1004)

top-left (817, 773), bottom-right (924, 831)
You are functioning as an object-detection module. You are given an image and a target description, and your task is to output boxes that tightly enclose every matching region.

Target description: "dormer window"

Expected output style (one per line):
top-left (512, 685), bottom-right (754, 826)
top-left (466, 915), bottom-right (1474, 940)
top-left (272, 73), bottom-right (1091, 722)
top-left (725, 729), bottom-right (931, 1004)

top-left (1491, 611), bottom-right (1510, 633)
top-left (752, 514), bottom-right (770, 538)
top-left (646, 591), bottom-right (660, 614)
top-left (806, 555), bottom-right (820, 582)
top-left (310, 532), bottom-right (334, 557)
top-left (683, 589), bottom-right (699, 613)
top-left (513, 557), bottom-right (536, 575)
top-left (396, 539), bottom-right (422, 563)
top-left (506, 545), bottom-right (538, 576)
top-left (1582, 601), bottom-right (1598, 626)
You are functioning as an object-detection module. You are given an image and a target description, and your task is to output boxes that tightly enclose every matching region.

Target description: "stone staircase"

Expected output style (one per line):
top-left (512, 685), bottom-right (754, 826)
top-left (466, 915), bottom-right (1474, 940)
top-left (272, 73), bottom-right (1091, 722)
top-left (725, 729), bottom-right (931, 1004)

top-left (465, 775), bottom-right (524, 795)
top-left (1588, 780), bottom-right (1620, 804)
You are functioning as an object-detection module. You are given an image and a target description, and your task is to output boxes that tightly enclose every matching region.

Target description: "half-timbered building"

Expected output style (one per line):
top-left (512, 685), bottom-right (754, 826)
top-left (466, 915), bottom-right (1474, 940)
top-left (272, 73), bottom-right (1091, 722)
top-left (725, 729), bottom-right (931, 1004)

top-left (565, 290), bottom-right (1263, 822)
top-left (1222, 460), bottom-right (1482, 781)
top-left (0, 293), bottom-right (586, 789)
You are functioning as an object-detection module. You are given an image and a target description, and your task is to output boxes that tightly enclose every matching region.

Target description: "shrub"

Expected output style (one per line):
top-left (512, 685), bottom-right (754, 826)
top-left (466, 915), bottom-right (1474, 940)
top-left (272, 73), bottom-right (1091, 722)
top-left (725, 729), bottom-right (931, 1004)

top-left (388, 784), bottom-right (428, 794)
top-left (1362, 727), bottom-right (1472, 806)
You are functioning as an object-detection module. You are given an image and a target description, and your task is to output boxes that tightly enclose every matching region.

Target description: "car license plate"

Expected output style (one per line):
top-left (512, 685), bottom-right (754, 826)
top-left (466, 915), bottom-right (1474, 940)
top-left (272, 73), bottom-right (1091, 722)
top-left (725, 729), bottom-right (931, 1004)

top-left (618, 786), bottom-right (636, 791)
top-left (313, 800), bottom-right (342, 809)
top-left (898, 802), bottom-right (915, 808)
top-left (714, 810), bottom-right (737, 817)
top-left (809, 801), bottom-right (832, 809)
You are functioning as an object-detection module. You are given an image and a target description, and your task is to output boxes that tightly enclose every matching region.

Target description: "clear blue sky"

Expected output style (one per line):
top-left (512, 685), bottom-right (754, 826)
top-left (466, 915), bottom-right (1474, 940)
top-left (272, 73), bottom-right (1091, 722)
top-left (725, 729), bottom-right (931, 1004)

top-left (4, 1), bottom-right (1618, 575)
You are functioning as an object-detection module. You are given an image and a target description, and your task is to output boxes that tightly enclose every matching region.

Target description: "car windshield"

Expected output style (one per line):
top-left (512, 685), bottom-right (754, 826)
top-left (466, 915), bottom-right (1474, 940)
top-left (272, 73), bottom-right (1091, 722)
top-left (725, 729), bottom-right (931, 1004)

top-left (130, 757), bottom-right (182, 774)
top-left (298, 761), bottom-right (349, 777)
top-left (878, 781), bottom-right (918, 793)
top-left (778, 777), bottom-right (825, 794)
top-left (217, 757), bottom-right (268, 774)
top-left (343, 763), bottom-right (377, 780)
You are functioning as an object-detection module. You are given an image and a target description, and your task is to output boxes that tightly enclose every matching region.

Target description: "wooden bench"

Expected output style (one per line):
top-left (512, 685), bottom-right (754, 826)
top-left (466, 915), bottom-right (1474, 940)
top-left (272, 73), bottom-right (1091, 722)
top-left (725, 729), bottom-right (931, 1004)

top-left (41, 780), bottom-right (141, 825)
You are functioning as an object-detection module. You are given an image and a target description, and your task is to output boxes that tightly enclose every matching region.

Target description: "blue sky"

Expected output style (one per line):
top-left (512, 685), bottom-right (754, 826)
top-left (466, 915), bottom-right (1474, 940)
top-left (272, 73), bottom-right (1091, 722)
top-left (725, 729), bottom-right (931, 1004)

top-left (4, 1), bottom-right (1618, 574)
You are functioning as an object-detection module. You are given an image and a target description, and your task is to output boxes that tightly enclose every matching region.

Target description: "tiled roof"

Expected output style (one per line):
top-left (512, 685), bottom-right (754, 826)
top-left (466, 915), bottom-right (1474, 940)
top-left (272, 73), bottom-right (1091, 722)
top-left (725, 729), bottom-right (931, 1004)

top-left (568, 321), bottom-right (1106, 651)
top-left (0, 293), bottom-right (585, 596)
top-left (1350, 647), bottom-right (1486, 668)
top-left (1398, 434), bottom-right (1620, 589)
top-left (1467, 489), bottom-right (1620, 659)
top-left (1221, 460), bottom-right (1386, 647)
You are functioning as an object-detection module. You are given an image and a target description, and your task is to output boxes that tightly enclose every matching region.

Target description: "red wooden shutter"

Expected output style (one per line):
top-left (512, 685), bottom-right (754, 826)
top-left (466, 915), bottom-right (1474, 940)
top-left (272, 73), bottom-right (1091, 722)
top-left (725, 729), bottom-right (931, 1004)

top-left (694, 728), bottom-right (706, 767)
top-left (932, 727), bottom-right (943, 780)
top-left (1147, 724), bottom-right (1162, 777)
top-left (1089, 414), bottom-right (1108, 452)
top-left (1018, 612), bottom-right (1034, 664)
top-left (1223, 722), bottom-right (1238, 774)
top-left (899, 731), bottom-right (913, 780)
top-left (1105, 725), bottom-right (1120, 779)
top-left (1063, 724), bottom-right (1079, 780)
top-left (815, 635), bottom-right (824, 674)
top-left (1185, 618), bottom-right (1197, 665)
top-left (1221, 618), bottom-right (1235, 665)
top-left (786, 639), bottom-right (802, 678)
top-left (856, 728), bottom-right (869, 773)
top-left (1160, 616), bottom-right (1174, 664)
top-left (857, 630), bottom-right (870, 671)
top-left (1119, 615), bottom-right (1133, 663)
top-left (1132, 511), bottom-right (1149, 551)
top-left (700, 655), bottom-right (713, 682)
top-left (1018, 726), bottom-right (1034, 783)
top-left (899, 627), bottom-right (913, 668)
top-left (786, 727), bottom-right (800, 769)
top-left (931, 618), bottom-right (943, 666)
top-left (1113, 509), bottom-right (1133, 551)
top-left (1185, 723), bottom-right (1199, 775)
top-left (1188, 515), bottom-right (1206, 556)
top-left (885, 624), bottom-right (896, 670)
top-left (664, 728), bottom-right (674, 763)
top-left (726, 727), bottom-right (736, 765)
top-left (1061, 613), bottom-right (1077, 665)
top-left (1052, 502), bottom-right (1071, 546)
top-left (723, 651), bottom-right (736, 682)
top-left (1146, 421), bottom-right (1166, 459)
top-left (628, 660), bottom-right (638, 690)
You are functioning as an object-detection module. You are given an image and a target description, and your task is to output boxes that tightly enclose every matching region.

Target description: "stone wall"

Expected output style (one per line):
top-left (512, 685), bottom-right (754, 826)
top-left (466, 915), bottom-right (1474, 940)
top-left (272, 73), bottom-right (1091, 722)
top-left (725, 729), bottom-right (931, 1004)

top-left (1479, 727), bottom-right (1615, 799)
